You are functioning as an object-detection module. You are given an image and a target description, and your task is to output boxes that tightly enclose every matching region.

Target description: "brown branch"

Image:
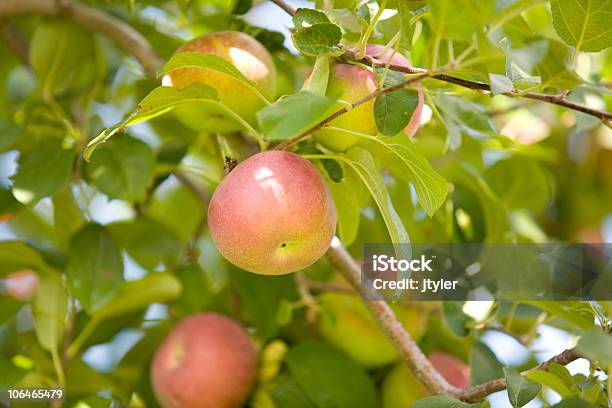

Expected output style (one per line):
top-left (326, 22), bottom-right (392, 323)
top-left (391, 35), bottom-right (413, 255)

top-left (326, 241), bottom-right (461, 396)
top-left (0, 0), bottom-right (164, 77)
top-left (0, 20), bottom-right (29, 64)
top-left (274, 72), bottom-right (429, 150)
top-left (269, 0), bottom-right (611, 124)
top-left (457, 348), bottom-right (581, 403)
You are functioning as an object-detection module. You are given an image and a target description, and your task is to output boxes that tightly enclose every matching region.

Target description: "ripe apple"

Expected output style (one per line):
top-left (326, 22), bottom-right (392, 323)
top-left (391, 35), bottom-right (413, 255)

top-left (381, 351), bottom-right (470, 408)
top-left (314, 46), bottom-right (424, 152)
top-left (163, 31), bottom-right (277, 133)
top-left (207, 151), bottom-right (336, 275)
top-left (3, 270), bottom-right (39, 301)
top-left (151, 313), bottom-right (257, 408)
top-left (317, 292), bottom-right (428, 368)
top-left (428, 351), bottom-right (470, 389)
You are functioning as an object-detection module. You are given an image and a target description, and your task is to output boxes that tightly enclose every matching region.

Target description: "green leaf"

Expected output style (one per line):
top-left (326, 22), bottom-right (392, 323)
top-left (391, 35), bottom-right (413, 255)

top-left (0, 356), bottom-right (29, 388)
top-left (11, 139), bottom-right (74, 206)
top-left (293, 8), bottom-right (331, 27)
top-left (52, 187), bottom-right (85, 251)
top-left (301, 56), bottom-right (330, 96)
top-left (257, 92), bottom-right (337, 140)
top-left (66, 224), bottom-right (124, 314)
top-left (93, 272), bottom-right (181, 321)
top-left (178, 264), bottom-right (211, 314)
top-left (84, 135), bottom-right (155, 202)
top-left (489, 74), bottom-right (515, 94)
top-left (327, 171), bottom-right (361, 246)
top-left (551, 0), bottom-right (612, 53)
top-left (443, 301), bottom-right (474, 337)
top-left (33, 275), bottom-right (68, 352)
top-left (285, 341), bottom-right (377, 408)
top-left (471, 341), bottom-right (504, 386)
top-left (504, 367), bottom-right (541, 407)
top-left (551, 397), bottom-right (600, 408)
top-left (292, 23), bottom-right (344, 56)
top-left (270, 374), bottom-right (317, 408)
top-left (0, 241), bottom-right (53, 276)
top-left (83, 84), bottom-right (217, 160)
top-left (160, 52), bottom-right (253, 87)
top-left (524, 368), bottom-right (575, 398)
top-left (411, 396), bottom-right (484, 408)
top-left (374, 87), bottom-right (419, 136)
top-left (577, 328), bottom-right (612, 366)
top-left (29, 20), bottom-right (102, 97)
top-left (230, 267), bottom-right (299, 338)
top-left (0, 120), bottom-right (21, 152)
top-left (342, 147), bottom-right (410, 244)
top-left (108, 217), bottom-right (182, 270)
top-left (0, 188), bottom-right (21, 219)
top-left (382, 140), bottom-right (448, 216)
top-left (523, 301), bottom-right (595, 330)
top-left (429, 0), bottom-right (495, 41)
top-left (535, 40), bottom-right (584, 91)
top-left (485, 156), bottom-right (552, 212)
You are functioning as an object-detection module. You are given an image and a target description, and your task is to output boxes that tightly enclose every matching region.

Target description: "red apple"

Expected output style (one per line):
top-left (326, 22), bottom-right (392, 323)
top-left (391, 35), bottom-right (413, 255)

top-left (429, 351), bottom-right (470, 389)
top-left (163, 31), bottom-right (277, 132)
top-left (207, 151), bottom-right (336, 275)
top-left (314, 46), bottom-right (424, 152)
top-left (151, 313), bottom-right (257, 408)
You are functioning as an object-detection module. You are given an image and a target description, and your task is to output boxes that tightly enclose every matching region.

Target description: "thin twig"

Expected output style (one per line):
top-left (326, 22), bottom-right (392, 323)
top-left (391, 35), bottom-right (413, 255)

top-left (274, 72), bottom-right (429, 150)
top-left (0, 0), bottom-right (164, 76)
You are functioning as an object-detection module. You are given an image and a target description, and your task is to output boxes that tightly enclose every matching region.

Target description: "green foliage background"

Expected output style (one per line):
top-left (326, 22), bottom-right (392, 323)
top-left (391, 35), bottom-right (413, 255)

top-left (0, 0), bottom-right (611, 407)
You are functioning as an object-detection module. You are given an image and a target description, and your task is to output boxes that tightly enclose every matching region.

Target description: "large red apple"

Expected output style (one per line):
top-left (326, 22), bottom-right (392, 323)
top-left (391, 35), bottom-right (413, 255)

top-left (314, 46), bottom-right (424, 152)
top-left (208, 151), bottom-right (336, 275)
top-left (163, 31), bottom-right (277, 132)
top-left (151, 313), bottom-right (257, 408)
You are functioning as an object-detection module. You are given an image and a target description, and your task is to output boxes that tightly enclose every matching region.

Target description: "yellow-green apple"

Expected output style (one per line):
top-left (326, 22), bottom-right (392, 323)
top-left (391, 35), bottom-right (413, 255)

top-left (151, 313), bottom-right (257, 408)
top-left (3, 270), bottom-right (39, 301)
top-left (381, 351), bottom-right (470, 408)
top-left (163, 31), bottom-right (277, 132)
top-left (207, 151), bottom-right (336, 275)
top-left (317, 292), bottom-right (427, 368)
top-left (381, 362), bottom-right (428, 408)
top-left (314, 46), bottom-right (423, 152)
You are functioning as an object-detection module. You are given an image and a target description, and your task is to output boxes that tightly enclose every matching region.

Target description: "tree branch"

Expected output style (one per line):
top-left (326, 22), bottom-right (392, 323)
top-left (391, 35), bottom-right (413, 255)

top-left (326, 240), bottom-right (585, 402)
top-left (268, 0), bottom-right (612, 124)
top-left (357, 54), bottom-right (612, 123)
top-left (326, 240), bottom-right (462, 396)
top-left (274, 72), bottom-right (429, 150)
top-left (0, 0), bottom-right (164, 77)
top-left (457, 348), bottom-right (581, 403)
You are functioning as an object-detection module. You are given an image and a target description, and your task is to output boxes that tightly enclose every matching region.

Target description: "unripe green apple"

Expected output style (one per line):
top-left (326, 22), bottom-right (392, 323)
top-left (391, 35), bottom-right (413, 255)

top-left (2, 270), bottom-right (39, 301)
top-left (317, 292), bottom-right (428, 368)
top-left (151, 313), bottom-right (257, 408)
top-left (207, 151), bottom-right (336, 275)
top-left (163, 31), bottom-right (277, 133)
top-left (314, 46), bottom-right (424, 152)
top-left (381, 351), bottom-right (470, 408)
